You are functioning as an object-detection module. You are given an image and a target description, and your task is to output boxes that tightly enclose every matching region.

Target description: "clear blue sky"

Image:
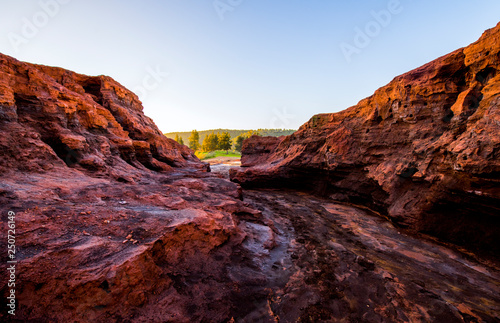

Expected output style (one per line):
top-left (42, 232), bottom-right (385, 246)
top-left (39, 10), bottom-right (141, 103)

top-left (1, 0), bottom-right (499, 132)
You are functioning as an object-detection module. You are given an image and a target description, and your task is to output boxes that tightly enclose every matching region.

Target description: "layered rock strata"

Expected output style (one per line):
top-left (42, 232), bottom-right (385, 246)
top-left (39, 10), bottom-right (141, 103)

top-left (0, 54), bottom-right (206, 177)
top-left (231, 23), bottom-right (500, 257)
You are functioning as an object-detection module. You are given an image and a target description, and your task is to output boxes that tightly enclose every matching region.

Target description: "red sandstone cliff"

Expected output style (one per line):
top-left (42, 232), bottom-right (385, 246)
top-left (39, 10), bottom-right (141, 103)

top-left (0, 54), bottom-right (260, 321)
top-left (231, 22), bottom-right (500, 256)
top-left (0, 54), bottom-right (206, 179)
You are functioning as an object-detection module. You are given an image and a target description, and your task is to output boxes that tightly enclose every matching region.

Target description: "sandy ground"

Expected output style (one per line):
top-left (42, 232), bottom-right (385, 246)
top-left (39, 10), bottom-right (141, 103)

top-left (204, 156), bottom-right (241, 166)
top-left (205, 157), bottom-right (241, 178)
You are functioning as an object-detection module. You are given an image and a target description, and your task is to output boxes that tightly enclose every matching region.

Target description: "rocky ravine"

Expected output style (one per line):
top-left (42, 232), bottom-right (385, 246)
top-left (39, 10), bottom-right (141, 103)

top-left (0, 26), bottom-right (499, 322)
top-left (231, 22), bottom-right (500, 259)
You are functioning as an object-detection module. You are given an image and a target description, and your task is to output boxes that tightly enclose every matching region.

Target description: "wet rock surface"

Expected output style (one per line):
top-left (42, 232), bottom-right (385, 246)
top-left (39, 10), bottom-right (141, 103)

top-left (231, 22), bottom-right (500, 258)
top-left (2, 183), bottom-right (499, 322)
top-left (240, 189), bottom-right (500, 322)
top-left (0, 171), bottom-right (250, 322)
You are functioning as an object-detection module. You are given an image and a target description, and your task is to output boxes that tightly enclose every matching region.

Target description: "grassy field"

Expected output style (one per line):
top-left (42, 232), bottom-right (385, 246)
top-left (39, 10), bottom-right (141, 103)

top-left (195, 150), bottom-right (241, 160)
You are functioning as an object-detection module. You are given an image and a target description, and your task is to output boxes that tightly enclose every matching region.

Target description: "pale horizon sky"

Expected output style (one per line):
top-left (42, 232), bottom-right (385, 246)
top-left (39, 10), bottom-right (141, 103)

top-left (1, 1), bottom-right (499, 132)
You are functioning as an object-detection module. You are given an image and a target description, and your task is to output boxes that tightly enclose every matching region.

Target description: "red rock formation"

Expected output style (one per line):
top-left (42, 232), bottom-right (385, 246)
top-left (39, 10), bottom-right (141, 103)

top-left (0, 54), bottom-right (206, 178)
top-left (231, 22), bottom-right (500, 257)
top-left (0, 53), bottom-right (260, 321)
top-left (1, 31), bottom-right (499, 322)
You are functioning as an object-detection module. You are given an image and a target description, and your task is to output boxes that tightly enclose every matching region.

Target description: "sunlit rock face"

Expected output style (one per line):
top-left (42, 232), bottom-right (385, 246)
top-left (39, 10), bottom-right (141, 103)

top-left (231, 22), bottom-right (500, 257)
top-left (0, 53), bottom-right (207, 177)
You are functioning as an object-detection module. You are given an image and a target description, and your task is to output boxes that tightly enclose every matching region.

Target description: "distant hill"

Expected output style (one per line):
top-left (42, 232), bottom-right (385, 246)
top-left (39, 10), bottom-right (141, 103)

top-left (164, 129), bottom-right (296, 145)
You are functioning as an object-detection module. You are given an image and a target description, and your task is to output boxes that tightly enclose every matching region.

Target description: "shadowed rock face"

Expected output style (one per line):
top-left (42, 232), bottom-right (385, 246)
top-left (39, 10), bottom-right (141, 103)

top-left (231, 22), bottom-right (500, 257)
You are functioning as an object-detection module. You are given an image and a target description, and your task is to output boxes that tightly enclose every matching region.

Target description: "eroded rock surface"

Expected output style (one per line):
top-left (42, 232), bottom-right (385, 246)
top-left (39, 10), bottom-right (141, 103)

top-left (0, 170), bottom-right (265, 322)
top-left (3, 179), bottom-right (499, 322)
top-left (0, 53), bottom-right (258, 321)
top-left (1, 39), bottom-right (499, 322)
top-left (231, 23), bottom-right (500, 258)
top-left (239, 189), bottom-right (500, 322)
top-left (0, 53), bottom-right (205, 176)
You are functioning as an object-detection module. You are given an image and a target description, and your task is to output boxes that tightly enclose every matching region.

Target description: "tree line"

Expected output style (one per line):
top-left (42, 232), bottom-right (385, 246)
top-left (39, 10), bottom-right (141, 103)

top-left (174, 130), bottom-right (262, 153)
top-left (166, 129), bottom-right (295, 145)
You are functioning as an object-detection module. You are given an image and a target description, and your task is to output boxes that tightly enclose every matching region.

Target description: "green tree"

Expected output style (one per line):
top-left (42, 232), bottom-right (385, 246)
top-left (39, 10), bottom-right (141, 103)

top-left (234, 130), bottom-right (260, 152)
top-left (188, 130), bottom-right (200, 151)
top-left (234, 135), bottom-right (245, 152)
top-left (247, 130), bottom-right (261, 137)
top-left (202, 132), bottom-right (219, 152)
top-left (218, 132), bottom-right (231, 153)
top-left (174, 134), bottom-right (184, 146)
